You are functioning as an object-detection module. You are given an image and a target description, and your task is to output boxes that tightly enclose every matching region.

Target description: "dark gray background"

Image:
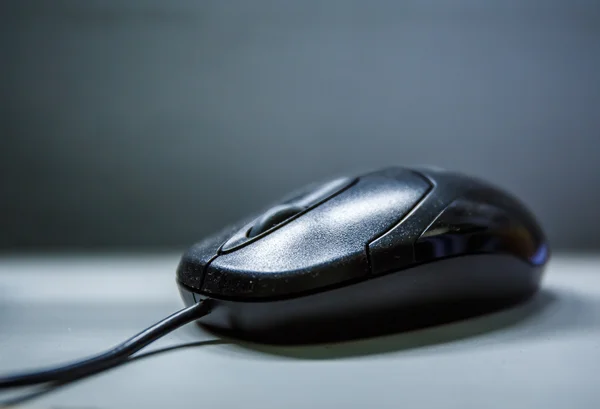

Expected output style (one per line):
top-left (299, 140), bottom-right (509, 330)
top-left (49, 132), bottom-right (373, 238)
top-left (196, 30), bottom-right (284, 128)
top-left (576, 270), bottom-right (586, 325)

top-left (1, 0), bottom-right (599, 252)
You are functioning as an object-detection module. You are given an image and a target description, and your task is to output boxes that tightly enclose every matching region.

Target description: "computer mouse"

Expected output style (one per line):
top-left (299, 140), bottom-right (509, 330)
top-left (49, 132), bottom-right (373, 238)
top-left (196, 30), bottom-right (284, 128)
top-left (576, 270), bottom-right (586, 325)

top-left (177, 166), bottom-right (549, 343)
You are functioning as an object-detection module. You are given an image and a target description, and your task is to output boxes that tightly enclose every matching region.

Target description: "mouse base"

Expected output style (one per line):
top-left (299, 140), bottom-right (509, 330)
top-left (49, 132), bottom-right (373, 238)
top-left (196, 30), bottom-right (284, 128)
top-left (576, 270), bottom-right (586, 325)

top-left (179, 254), bottom-right (543, 345)
top-left (198, 297), bottom-right (532, 345)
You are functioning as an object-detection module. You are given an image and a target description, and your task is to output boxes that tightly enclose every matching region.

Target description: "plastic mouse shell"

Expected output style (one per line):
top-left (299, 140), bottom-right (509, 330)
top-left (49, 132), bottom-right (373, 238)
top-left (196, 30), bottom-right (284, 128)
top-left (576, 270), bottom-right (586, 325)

top-left (177, 167), bottom-right (548, 301)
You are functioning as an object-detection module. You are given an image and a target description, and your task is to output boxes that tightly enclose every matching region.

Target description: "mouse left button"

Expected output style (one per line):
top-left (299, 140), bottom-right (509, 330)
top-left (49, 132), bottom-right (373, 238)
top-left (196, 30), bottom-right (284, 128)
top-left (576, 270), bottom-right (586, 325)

top-left (176, 223), bottom-right (244, 291)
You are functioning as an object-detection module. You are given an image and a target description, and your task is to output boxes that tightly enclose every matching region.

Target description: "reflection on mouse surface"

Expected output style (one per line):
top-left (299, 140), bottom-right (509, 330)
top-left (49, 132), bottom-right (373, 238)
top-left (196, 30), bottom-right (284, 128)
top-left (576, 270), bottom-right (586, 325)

top-left (177, 166), bottom-right (550, 343)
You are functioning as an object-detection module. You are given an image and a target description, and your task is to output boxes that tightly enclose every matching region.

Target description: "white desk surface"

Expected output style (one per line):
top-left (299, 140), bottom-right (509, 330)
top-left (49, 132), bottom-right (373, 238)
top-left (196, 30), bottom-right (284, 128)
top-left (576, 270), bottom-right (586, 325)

top-left (0, 254), bottom-right (599, 409)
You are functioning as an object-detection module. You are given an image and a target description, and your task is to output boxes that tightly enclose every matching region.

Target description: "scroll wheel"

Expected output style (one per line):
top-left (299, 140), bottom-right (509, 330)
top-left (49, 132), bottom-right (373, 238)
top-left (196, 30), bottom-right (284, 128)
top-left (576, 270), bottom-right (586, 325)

top-left (247, 204), bottom-right (305, 238)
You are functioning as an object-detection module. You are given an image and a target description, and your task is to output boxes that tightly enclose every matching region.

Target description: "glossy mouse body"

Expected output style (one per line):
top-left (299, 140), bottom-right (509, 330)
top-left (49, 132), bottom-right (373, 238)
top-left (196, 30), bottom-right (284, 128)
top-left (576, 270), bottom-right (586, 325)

top-left (177, 166), bottom-right (549, 343)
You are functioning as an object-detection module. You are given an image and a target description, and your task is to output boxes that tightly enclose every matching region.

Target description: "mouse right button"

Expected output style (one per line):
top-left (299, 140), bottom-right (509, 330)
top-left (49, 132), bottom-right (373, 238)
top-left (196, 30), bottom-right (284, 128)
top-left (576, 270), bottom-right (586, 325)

top-left (366, 169), bottom-right (436, 276)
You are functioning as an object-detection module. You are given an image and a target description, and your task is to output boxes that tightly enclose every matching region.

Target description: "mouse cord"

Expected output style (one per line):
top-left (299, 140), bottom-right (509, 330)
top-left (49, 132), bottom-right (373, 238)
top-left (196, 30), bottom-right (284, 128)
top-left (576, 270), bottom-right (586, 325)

top-left (0, 300), bottom-right (211, 389)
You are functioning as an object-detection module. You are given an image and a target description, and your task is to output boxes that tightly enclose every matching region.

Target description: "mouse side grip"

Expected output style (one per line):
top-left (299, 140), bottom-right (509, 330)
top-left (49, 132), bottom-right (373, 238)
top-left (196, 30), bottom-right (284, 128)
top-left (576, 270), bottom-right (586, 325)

top-left (414, 198), bottom-right (549, 266)
top-left (367, 168), bottom-right (549, 275)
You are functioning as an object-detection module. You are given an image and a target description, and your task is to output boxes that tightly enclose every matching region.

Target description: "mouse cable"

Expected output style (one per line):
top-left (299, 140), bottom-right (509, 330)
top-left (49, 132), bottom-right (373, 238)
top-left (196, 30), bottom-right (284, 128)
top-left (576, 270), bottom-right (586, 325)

top-left (0, 300), bottom-right (211, 389)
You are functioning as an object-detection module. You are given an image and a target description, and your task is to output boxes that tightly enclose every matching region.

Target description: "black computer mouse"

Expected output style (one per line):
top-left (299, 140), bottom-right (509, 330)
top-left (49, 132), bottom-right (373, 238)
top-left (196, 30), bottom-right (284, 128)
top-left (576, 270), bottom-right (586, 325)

top-left (177, 166), bottom-right (549, 343)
